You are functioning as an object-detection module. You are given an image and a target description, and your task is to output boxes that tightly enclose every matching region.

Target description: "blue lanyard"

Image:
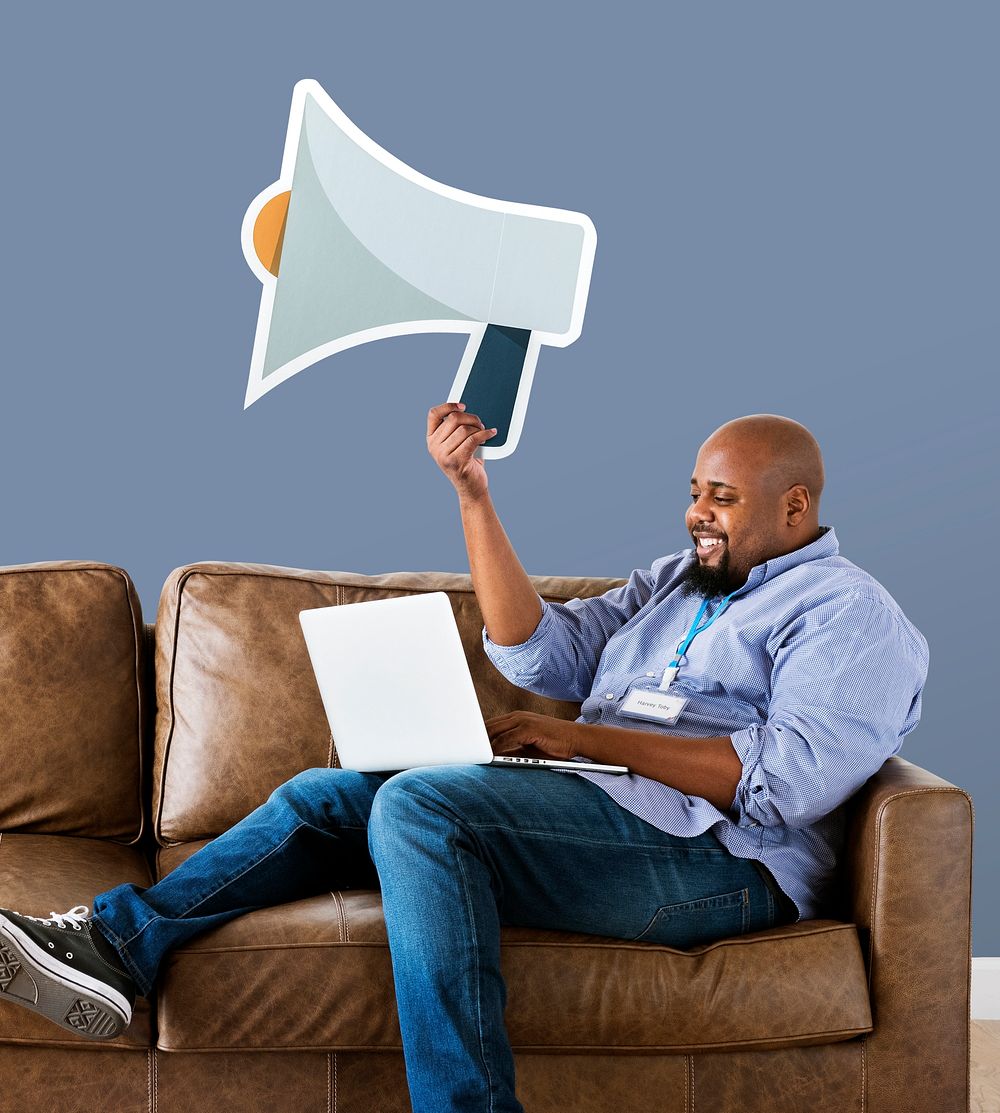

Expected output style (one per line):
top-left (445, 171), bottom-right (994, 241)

top-left (670, 592), bottom-right (737, 665)
top-left (658, 592), bottom-right (737, 690)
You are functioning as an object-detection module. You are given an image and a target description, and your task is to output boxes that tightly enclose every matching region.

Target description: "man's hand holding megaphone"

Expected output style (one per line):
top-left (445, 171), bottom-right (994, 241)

top-left (427, 401), bottom-right (496, 503)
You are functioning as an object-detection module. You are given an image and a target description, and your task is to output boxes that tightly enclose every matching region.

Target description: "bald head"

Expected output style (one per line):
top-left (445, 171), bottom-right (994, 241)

top-left (702, 414), bottom-right (825, 504)
top-left (683, 414), bottom-right (826, 595)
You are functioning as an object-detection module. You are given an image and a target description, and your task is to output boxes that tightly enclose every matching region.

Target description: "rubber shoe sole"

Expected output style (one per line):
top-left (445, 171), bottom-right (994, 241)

top-left (0, 915), bottom-right (131, 1040)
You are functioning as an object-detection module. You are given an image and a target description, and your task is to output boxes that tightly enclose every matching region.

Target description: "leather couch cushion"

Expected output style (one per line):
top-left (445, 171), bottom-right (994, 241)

top-left (0, 561), bottom-right (145, 841)
top-left (152, 563), bottom-right (620, 843)
top-left (0, 831), bottom-right (155, 1048)
top-left (155, 842), bottom-right (872, 1054)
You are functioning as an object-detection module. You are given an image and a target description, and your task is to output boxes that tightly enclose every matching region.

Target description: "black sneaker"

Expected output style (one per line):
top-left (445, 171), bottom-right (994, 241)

top-left (0, 904), bottom-right (136, 1040)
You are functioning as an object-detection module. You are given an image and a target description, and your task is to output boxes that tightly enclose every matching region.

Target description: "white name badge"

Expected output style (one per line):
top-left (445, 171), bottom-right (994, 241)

top-left (619, 685), bottom-right (689, 726)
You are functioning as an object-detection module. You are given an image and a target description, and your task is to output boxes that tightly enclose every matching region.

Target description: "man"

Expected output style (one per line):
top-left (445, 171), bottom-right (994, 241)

top-left (0, 403), bottom-right (927, 1113)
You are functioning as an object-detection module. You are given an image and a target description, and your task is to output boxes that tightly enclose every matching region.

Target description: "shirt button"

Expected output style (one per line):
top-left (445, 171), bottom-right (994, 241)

top-left (605, 693), bottom-right (615, 700)
top-left (646, 672), bottom-right (655, 677)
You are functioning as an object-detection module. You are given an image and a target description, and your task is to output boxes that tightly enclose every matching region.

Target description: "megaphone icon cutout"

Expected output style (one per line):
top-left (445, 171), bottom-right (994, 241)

top-left (242, 80), bottom-right (597, 459)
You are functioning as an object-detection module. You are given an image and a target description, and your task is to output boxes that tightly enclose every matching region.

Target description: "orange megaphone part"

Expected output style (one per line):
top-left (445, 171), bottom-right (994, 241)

top-left (252, 190), bottom-right (291, 276)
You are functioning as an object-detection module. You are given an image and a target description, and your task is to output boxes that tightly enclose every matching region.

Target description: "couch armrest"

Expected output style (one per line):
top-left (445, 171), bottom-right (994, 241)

top-left (844, 755), bottom-right (973, 1112)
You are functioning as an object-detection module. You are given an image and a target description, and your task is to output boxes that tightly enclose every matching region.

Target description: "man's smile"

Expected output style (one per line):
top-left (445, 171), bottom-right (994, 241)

top-left (694, 534), bottom-right (727, 559)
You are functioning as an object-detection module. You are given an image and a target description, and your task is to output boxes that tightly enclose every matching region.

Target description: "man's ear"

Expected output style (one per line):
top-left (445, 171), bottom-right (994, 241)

top-left (785, 485), bottom-right (811, 526)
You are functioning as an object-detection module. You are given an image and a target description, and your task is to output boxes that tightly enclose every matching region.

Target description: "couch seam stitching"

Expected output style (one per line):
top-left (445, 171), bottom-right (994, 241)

top-left (150, 1032), bottom-right (872, 1053)
top-left (334, 1049), bottom-right (338, 1112)
top-left (163, 924), bottom-right (861, 956)
top-left (166, 940), bottom-right (360, 954)
top-left (861, 1036), bottom-right (866, 1113)
top-left (331, 891), bottom-right (346, 943)
top-left (155, 568), bottom-right (193, 843)
top-left (506, 922), bottom-right (855, 950)
top-left (124, 570), bottom-right (145, 846)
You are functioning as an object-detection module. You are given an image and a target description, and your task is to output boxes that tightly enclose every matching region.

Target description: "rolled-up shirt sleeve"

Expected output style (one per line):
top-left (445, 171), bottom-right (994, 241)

top-left (482, 562), bottom-right (663, 702)
top-left (729, 591), bottom-right (929, 829)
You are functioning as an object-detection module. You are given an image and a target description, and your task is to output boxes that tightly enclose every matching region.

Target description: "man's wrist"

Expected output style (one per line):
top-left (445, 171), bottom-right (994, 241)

top-left (457, 488), bottom-right (492, 511)
top-left (560, 719), bottom-right (588, 760)
top-left (572, 722), bottom-right (610, 762)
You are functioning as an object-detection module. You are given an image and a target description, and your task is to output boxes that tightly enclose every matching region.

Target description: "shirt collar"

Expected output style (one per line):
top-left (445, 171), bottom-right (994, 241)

top-left (731, 525), bottom-right (839, 597)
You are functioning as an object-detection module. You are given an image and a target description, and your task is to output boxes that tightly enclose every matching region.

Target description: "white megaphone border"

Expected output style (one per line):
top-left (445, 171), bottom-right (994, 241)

top-left (241, 79), bottom-right (596, 459)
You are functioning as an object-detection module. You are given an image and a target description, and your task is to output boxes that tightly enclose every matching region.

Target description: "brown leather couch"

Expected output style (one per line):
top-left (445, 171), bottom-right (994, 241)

top-left (0, 559), bottom-right (972, 1112)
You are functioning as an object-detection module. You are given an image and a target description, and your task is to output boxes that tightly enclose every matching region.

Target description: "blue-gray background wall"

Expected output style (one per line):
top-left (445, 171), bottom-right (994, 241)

top-left (3, 4), bottom-right (996, 950)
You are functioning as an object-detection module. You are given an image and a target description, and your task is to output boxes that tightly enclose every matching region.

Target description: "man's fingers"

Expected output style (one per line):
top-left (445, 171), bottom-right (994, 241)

top-left (485, 716), bottom-right (514, 739)
top-left (436, 412), bottom-right (483, 445)
top-left (440, 422), bottom-right (495, 456)
top-left (427, 401), bottom-right (477, 439)
top-left (486, 712), bottom-right (528, 734)
top-left (490, 731), bottom-right (526, 754)
top-left (427, 401), bottom-right (463, 434)
top-left (429, 412), bottom-right (486, 449)
top-left (490, 723), bottom-right (531, 748)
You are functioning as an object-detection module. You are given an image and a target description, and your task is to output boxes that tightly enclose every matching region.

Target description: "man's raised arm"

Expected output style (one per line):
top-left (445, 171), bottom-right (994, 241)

top-left (426, 401), bottom-right (543, 646)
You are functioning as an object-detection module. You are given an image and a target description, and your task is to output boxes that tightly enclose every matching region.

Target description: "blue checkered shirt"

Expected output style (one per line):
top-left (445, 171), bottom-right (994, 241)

top-left (482, 527), bottom-right (929, 921)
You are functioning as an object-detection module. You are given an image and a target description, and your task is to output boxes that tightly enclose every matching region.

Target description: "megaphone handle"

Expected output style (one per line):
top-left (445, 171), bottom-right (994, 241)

top-left (454, 324), bottom-right (534, 456)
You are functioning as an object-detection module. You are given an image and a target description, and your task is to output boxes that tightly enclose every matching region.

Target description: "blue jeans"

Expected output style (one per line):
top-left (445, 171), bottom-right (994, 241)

top-left (91, 765), bottom-right (792, 1113)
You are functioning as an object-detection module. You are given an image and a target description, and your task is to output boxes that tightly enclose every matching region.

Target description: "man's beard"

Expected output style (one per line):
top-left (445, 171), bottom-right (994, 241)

top-left (679, 550), bottom-right (742, 598)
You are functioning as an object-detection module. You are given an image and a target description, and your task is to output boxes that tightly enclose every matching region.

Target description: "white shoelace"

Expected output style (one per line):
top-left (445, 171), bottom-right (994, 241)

top-left (25, 905), bottom-right (90, 930)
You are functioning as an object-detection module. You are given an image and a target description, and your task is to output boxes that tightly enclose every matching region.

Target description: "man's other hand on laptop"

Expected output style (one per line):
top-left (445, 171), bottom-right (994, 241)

top-left (486, 712), bottom-right (578, 761)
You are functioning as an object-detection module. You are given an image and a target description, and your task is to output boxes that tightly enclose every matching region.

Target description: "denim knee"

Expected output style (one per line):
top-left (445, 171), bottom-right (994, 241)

top-left (367, 770), bottom-right (450, 854)
top-left (270, 765), bottom-right (387, 836)
top-left (267, 768), bottom-right (328, 817)
top-left (369, 769), bottom-right (422, 821)
top-left (267, 766), bottom-right (375, 828)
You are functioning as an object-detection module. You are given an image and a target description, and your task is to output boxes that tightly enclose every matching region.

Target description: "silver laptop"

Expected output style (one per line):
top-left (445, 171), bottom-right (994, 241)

top-left (298, 591), bottom-right (629, 775)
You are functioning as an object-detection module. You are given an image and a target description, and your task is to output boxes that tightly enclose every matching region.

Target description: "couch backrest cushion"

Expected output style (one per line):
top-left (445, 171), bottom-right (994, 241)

top-left (153, 562), bottom-right (625, 844)
top-left (0, 561), bottom-right (145, 841)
